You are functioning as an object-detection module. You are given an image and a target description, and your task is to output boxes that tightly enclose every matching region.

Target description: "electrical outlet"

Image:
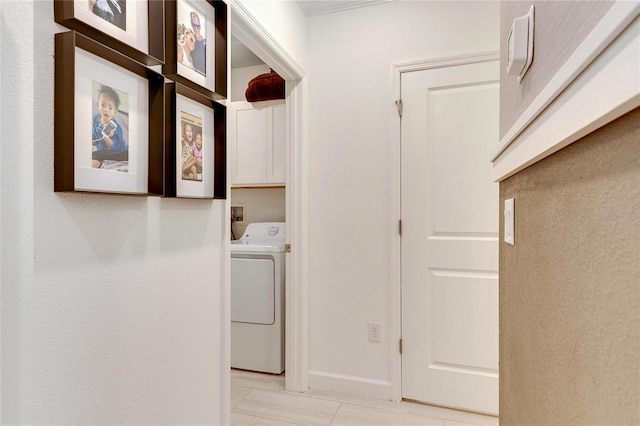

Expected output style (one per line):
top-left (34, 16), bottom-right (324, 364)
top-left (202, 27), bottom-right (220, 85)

top-left (368, 321), bottom-right (382, 343)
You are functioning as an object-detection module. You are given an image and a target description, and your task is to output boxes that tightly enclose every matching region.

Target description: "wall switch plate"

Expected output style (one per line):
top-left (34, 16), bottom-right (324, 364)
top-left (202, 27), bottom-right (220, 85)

top-left (504, 198), bottom-right (515, 245)
top-left (507, 5), bottom-right (534, 82)
top-left (368, 321), bottom-right (382, 343)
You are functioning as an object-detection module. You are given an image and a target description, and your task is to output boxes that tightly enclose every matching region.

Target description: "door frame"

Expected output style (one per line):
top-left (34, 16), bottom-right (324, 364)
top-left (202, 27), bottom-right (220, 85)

top-left (389, 51), bottom-right (499, 402)
top-left (230, 2), bottom-right (308, 393)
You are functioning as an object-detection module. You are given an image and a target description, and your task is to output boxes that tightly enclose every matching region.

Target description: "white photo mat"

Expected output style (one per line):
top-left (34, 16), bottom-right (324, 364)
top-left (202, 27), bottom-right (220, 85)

top-left (73, 0), bottom-right (148, 54)
top-left (74, 47), bottom-right (149, 194)
top-left (175, 94), bottom-right (214, 198)
top-left (177, 0), bottom-right (215, 91)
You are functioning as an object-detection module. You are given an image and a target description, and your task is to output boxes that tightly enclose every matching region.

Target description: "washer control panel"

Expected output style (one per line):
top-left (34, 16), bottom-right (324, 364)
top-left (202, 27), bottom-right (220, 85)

top-left (267, 226), bottom-right (280, 236)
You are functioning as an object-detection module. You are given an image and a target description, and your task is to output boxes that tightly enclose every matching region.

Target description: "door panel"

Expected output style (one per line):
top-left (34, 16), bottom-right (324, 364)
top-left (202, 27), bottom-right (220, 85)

top-left (431, 85), bottom-right (499, 234)
top-left (431, 272), bottom-right (498, 370)
top-left (401, 60), bottom-right (499, 415)
top-left (268, 103), bottom-right (286, 183)
top-left (231, 103), bottom-right (268, 184)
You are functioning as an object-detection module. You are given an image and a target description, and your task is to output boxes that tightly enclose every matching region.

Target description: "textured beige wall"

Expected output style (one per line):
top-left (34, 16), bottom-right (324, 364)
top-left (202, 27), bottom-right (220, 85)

top-left (499, 108), bottom-right (640, 425)
top-left (499, 1), bottom-right (613, 138)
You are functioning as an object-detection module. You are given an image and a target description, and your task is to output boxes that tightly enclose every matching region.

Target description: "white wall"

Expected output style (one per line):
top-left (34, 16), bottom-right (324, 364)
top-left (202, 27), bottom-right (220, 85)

top-left (236, 0), bottom-right (308, 70)
top-left (1, 2), bottom-right (36, 421)
top-left (1, 3), bottom-right (227, 424)
top-left (231, 64), bottom-right (271, 102)
top-left (306, 1), bottom-right (499, 396)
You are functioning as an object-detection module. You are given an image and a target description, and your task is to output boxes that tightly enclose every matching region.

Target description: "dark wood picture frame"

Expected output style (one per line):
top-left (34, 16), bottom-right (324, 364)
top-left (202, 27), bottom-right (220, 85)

top-left (54, 0), bottom-right (164, 66)
top-left (54, 31), bottom-right (165, 195)
top-left (164, 0), bottom-right (227, 100)
top-left (164, 82), bottom-right (227, 199)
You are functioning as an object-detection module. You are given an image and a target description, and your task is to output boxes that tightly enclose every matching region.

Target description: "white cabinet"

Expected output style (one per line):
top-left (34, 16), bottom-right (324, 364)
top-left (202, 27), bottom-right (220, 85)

top-left (229, 100), bottom-right (286, 186)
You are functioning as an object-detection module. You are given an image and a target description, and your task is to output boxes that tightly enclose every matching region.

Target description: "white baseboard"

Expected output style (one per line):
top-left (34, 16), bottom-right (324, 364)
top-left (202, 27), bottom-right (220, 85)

top-left (308, 370), bottom-right (392, 400)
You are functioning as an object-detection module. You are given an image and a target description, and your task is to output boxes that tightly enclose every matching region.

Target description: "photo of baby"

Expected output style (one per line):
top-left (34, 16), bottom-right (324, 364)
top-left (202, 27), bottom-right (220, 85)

top-left (91, 81), bottom-right (129, 172)
top-left (89, 0), bottom-right (126, 31)
top-left (180, 112), bottom-right (203, 181)
top-left (177, 0), bottom-right (206, 76)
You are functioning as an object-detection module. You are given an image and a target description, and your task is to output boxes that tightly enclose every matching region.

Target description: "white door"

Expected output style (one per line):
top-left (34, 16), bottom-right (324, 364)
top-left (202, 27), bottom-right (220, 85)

top-left (401, 60), bottom-right (499, 415)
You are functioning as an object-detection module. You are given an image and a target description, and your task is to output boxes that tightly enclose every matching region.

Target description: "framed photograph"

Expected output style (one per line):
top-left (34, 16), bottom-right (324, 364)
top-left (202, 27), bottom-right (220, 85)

top-left (164, 0), bottom-right (227, 100)
top-left (54, 0), bottom-right (164, 66)
top-left (165, 83), bottom-right (227, 199)
top-left (55, 31), bottom-right (164, 195)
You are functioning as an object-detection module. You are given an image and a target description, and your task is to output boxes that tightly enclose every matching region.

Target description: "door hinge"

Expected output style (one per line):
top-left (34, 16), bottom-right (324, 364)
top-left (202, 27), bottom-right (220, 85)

top-left (399, 338), bottom-right (403, 354)
top-left (399, 220), bottom-right (402, 235)
top-left (395, 99), bottom-right (403, 117)
top-left (284, 243), bottom-right (291, 253)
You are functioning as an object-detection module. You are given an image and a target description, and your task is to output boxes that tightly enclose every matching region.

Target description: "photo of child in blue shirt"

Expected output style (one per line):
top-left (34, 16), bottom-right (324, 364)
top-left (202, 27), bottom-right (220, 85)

top-left (91, 84), bottom-right (128, 169)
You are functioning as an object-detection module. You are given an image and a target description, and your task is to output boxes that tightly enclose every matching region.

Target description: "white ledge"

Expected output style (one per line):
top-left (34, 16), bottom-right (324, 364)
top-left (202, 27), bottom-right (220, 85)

top-left (492, 1), bottom-right (640, 182)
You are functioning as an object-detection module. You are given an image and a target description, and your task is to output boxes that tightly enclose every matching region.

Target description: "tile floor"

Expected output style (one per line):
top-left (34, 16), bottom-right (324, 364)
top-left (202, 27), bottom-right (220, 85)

top-left (231, 369), bottom-right (499, 426)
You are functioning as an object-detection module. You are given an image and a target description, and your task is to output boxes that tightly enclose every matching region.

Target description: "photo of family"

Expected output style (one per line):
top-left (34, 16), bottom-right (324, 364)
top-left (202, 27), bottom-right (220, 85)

top-left (89, 0), bottom-right (126, 31)
top-left (91, 81), bottom-right (129, 172)
top-left (180, 112), bottom-right (203, 181)
top-left (177, 0), bottom-right (207, 77)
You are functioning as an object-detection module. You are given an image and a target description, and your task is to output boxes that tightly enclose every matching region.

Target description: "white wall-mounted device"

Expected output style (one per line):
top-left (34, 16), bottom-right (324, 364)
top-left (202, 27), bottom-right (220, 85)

top-left (507, 5), bottom-right (534, 82)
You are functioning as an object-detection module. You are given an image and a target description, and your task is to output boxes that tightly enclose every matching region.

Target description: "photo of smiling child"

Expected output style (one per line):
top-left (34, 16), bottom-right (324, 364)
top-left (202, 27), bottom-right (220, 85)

top-left (180, 111), bottom-right (203, 181)
top-left (91, 82), bottom-right (129, 171)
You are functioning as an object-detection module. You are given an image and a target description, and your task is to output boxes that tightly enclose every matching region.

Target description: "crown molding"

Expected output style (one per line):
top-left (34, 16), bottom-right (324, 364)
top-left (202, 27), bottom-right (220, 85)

top-left (296, 0), bottom-right (394, 17)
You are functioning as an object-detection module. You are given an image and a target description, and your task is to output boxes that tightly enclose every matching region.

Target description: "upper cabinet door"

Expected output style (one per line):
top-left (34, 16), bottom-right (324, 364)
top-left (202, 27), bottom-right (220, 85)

top-left (230, 101), bottom-right (268, 185)
top-left (230, 100), bottom-right (285, 186)
top-left (267, 103), bottom-right (286, 184)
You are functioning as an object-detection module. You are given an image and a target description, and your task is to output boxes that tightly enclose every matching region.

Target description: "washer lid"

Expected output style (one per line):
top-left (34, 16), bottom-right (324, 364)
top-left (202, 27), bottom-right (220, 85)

top-left (231, 241), bottom-right (286, 253)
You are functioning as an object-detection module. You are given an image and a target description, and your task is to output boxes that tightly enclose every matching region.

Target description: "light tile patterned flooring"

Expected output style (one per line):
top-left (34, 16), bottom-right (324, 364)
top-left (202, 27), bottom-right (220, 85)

top-left (231, 369), bottom-right (499, 426)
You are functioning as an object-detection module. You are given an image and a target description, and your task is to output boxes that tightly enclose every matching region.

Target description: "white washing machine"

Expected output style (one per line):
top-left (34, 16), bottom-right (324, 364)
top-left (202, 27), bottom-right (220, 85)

top-left (231, 222), bottom-right (285, 374)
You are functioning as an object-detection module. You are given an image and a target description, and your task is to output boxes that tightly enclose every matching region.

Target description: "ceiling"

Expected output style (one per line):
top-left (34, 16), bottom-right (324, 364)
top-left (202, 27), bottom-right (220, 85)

top-left (231, 0), bottom-right (395, 69)
top-left (296, 0), bottom-right (394, 16)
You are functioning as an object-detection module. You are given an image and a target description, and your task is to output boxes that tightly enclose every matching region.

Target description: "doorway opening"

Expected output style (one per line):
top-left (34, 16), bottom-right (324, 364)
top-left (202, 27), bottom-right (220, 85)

top-left (229, 1), bottom-right (307, 393)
